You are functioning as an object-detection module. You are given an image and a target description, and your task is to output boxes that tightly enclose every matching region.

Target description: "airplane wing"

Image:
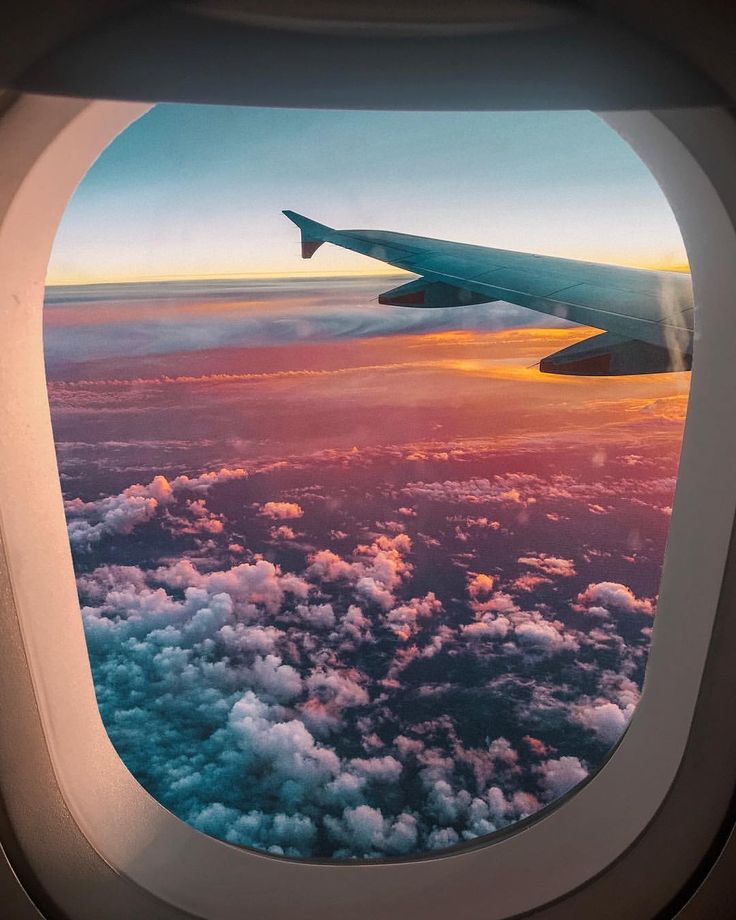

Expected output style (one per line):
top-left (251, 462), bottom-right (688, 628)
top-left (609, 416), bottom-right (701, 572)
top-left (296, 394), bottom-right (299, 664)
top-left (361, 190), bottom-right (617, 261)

top-left (283, 210), bottom-right (693, 376)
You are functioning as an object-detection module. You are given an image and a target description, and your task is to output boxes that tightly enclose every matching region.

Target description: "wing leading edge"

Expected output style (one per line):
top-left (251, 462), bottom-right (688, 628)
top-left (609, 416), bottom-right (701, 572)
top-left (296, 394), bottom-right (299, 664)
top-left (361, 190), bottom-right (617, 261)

top-left (282, 210), bottom-right (693, 376)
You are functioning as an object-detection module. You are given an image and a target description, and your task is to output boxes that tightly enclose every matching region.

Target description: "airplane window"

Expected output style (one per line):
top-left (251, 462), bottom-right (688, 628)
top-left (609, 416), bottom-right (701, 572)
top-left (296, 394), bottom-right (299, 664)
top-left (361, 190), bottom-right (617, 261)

top-left (44, 105), bottom-right (690, 860)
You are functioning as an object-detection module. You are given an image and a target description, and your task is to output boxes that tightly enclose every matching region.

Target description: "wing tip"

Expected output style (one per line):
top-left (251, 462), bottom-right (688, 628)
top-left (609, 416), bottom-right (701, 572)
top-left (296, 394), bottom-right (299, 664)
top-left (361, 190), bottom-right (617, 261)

top-left (282, 210), bottom-right (332, 259)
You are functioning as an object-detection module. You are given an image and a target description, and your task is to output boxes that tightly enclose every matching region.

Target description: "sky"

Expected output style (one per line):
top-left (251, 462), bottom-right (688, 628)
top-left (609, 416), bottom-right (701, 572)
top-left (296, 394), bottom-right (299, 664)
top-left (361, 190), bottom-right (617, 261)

top-left (46, 106), bottom-right (688, 285)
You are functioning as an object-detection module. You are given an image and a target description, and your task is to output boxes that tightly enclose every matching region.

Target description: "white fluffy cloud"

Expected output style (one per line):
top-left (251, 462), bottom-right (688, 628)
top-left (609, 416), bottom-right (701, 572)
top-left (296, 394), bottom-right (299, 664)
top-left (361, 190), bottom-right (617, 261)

top-left (307, 534), bottom-right (413, 613)
top-left (461, 617), bottom-right (510, 641)
top-left (515, 619), bottom-right (579, 655)
top-left (574, 700), bottom-right (635, 745)
top-left (537, 756), bottom-right (589, 799)
top-left (576, 582), bottom-right (655, 616)
top-left (324, 805), bottom-right (419, 856)
top-left (65, 468), bottom-right (246, 549)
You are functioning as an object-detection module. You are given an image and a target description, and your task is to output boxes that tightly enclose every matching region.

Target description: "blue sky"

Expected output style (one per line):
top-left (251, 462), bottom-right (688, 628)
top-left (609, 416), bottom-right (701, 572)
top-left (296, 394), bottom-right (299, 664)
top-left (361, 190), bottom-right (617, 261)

top-left (47, 105), bottom-right (687, 284)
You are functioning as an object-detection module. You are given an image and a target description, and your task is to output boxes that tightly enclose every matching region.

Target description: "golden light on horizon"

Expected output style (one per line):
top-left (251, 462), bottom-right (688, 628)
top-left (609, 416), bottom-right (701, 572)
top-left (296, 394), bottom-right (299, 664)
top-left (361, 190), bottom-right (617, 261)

top-left (46, 255), bottom-right (691, 289)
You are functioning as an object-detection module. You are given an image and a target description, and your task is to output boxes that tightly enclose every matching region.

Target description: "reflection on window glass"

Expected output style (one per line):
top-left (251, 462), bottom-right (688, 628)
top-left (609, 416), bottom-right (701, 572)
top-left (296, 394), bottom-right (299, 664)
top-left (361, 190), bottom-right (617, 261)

top-left (45, 106), bottom-right (690, 859)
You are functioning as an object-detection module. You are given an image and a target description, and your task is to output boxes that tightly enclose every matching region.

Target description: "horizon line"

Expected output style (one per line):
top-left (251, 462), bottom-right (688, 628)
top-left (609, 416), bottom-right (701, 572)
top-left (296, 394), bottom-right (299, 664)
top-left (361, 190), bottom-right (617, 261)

top-left (45, 260), bottom-right (692, 289)
top-left (44, 268), bottom-right (411, 288)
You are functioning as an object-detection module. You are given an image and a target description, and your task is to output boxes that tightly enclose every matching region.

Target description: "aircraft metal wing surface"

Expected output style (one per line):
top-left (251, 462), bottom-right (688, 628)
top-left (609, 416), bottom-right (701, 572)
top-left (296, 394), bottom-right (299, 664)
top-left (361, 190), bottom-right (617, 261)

top-left (283, 210), bottom-right (693, 376)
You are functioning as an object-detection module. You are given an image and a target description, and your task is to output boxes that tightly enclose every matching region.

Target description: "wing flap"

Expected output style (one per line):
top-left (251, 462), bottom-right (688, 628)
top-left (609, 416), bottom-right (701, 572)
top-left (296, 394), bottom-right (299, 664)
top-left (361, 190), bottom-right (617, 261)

top-left (539, 331), bottom-right (692, 376)
top-left (379, 277), bottom-right (496, 308)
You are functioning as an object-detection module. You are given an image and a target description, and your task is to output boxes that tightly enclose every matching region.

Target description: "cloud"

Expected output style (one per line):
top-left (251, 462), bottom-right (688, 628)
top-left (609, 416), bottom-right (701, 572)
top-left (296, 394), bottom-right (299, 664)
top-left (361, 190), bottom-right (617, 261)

top-left (228, 692), bottom-right (342, 795)
top-left (467, 573), bottom-right (495, 600)
top-left (523, 736), bottom-right (550, 758)
top-left (426, 827), bottom-right (460, 850)
top-left (461, 617), bottom-right (510, 641)
top-left (66, 484), bottom-right (162, 549)
top-left (512, 574), bottom-right (553, 592)
top-left (65, 468), bottom-right (246, 550)
top-left (402, 474), bottom-right (543, 506)
top-left (336, 605), bottom-right (373, 644)
top-left (386, 592), bottom-right (442, 640)
top-left (169, 498), bottom-right (225, 535)
top-left (517, 554), bottom-right (576, 578)
top-left (459, 585), bottom-right (581, 658)
top-left (246, 655), bottom-right (303, 703)
top-left (295, 603), bottom-right (336, 629)
top-left (575, 582), bottom-right (655, 616)
top-left (172, 468), bottom-right (248, 493)
top-left (537, 756), bottom-right (589, 799)
top-left (515, 620), bottom-right (578, 655)
top-left (259, 502), bottom-right (304, 520)
top-left (44, 279), bottom-right (559, 370)
top-left (270, 525), bottom-right (297, 540)
top-left (155, 557), bottom-right (310, 616)
top-left (65, 444), bottom-right (669, 860)
top-left (78, 536), bottom-right (606, 858)
top-left (574, 701), bottom-right (634, 745)
top-left (306, 534), bottom-right (414, 613)
top-left (190, 804), bottom-right (318, 856)
top-left (305, 550), bottom-right (355, 582)
top-left (324, 805), bottom-right (419, 857)
top-left (218, 622), bottom-right (284, 656)
top-left (400, 469), bottom-right (674, 519)
top-left (295, 668), bottom-right (370, 736)
top-left (349, 756), bottom-right (403, 784)
top-left (306, 668), bottom-right (369, 708)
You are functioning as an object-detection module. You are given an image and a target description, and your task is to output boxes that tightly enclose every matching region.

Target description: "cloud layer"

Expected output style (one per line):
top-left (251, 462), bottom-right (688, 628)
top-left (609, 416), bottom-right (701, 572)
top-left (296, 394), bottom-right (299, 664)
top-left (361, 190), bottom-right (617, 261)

top-left (67, 442), bottom-right (666, 859)
top-left (47, 297), bottom-right (686, 860)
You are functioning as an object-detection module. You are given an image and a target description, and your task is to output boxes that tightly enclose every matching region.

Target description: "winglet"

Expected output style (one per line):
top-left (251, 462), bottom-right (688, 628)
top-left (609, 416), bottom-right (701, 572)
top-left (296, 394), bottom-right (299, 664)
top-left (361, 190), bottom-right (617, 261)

top-left (282, 210), bottom-right (334, 259)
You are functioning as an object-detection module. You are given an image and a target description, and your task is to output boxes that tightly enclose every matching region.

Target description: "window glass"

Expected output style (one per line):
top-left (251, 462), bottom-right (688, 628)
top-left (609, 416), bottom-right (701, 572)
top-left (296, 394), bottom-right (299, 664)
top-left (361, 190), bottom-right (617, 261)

top-left (45, 106), bottom-right (690, 860)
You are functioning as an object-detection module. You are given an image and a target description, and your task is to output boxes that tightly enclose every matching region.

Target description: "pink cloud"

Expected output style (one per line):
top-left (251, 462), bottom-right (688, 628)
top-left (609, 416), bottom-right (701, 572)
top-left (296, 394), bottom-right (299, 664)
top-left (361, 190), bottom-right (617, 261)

top-left (259, 501), bottom-right (304, 520)
top-left (575, 582), bottom-right (655, 616)
top-left (270, 524), bottom-right (297, 540)
top-left (511, 574), bottom-right (553, 592)
top-left (522, 736), bottom-right (550, 758)
top-left (467, 573), bottom-right (495, 600)
top-left (517, 553), bottom-right (576, 578)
